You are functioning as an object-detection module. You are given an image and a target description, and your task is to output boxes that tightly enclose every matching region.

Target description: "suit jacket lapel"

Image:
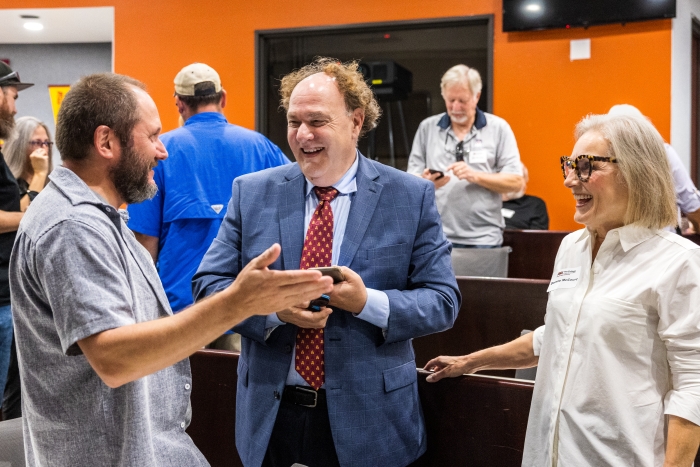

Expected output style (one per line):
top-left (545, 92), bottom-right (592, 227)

top-left (339, 156), bottom-right (382, 266)
top-left (278, 164), bottom-right (306, 271)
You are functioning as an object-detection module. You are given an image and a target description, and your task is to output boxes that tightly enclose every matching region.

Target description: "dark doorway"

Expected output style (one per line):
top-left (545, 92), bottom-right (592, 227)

top-left (256, 16), bottom-right (493, 170)
top-left (692, 18), bottom-right (700, 184)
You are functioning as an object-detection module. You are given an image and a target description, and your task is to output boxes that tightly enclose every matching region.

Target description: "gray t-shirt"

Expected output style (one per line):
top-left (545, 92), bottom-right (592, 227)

top-left (9, 167), bottom-right (209, 466)
top-left (407, 110), bottom-right (522, 246)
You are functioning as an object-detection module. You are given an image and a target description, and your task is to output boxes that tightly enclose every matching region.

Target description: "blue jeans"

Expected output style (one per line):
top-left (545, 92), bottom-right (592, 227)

top-left (0, 304), bottom-right (12, 396)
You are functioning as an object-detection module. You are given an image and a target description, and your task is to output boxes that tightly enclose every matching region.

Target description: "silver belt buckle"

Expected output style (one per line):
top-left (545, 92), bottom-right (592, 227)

top-left (297, 386), bottom-right (318, 408)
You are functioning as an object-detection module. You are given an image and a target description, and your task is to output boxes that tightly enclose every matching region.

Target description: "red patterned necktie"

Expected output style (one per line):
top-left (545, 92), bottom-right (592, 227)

top-left (295, 186), bottom-right (339, 390)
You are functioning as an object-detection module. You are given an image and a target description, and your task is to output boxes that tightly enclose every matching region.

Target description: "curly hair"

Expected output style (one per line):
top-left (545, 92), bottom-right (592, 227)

top-left (279, 57), bottom-right (381, 138)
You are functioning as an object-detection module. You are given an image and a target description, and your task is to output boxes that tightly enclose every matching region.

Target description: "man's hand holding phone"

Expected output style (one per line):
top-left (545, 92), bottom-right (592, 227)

top-left (277, 304), bottom-right (332, 329)
top-left (327, 266), bottom-right (368, 314)
top-left (422, 168), bottom-right (450, 189)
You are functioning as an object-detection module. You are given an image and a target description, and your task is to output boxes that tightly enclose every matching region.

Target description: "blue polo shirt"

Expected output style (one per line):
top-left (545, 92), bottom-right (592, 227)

top-left (127, 112), bottom-right (289, 312)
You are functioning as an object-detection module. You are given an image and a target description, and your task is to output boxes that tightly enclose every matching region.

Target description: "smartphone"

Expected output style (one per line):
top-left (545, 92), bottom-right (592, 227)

top-left (428, 169), bottom-right (444, 180)
top-left (308, 294), bottom-right (330, 312)
top-left (310, 266), bottom-right (345, 284)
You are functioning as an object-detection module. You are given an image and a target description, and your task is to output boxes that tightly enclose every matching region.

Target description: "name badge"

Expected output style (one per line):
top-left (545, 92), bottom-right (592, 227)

top-left (501, 208), bottom-right (515, 219)
top-left (469, 150), bottom-right (487, 164)
top-left (547, 267), bottom-right (580, 292)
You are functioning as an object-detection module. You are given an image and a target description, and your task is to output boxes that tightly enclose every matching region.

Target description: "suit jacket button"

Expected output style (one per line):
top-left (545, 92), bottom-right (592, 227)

top-left (284, 344), bottom-right (292, 353)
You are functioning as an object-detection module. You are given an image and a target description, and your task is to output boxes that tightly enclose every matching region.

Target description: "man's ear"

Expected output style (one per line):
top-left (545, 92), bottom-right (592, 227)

top-left (475, 91), bottom-right (482, 104)
top-left (93, 125), bottom-right (118, 161)
top-left (351, 108), bottom-right (365, 138)
top-left (174, 96), bottom-right (186, 115)
top-left (219, 89), bottom-right (227, 109)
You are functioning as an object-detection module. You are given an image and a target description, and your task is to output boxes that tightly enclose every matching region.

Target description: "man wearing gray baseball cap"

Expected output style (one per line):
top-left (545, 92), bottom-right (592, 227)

top-left (0, 61), bottom-right (33, 410)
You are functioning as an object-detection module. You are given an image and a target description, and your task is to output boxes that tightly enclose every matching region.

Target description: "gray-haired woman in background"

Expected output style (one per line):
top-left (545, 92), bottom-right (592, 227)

top-left (426, 114), bottom-right (700, 466)
top-left (3, 116), bottom-right (52, 211)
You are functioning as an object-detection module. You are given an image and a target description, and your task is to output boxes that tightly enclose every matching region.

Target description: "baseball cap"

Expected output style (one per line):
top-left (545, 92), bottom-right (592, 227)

top-left (0, 61), bottom-right (34, 91)
top-left (174, 63), bottom-right (222, 96)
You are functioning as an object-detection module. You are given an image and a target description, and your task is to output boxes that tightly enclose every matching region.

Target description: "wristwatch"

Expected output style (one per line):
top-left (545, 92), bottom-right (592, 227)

top-left (27, 190), bottom-right (39, 202)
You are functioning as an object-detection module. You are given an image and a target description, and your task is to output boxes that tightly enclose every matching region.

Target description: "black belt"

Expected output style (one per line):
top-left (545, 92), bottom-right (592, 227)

top-left (282, 385), bottom-right (326, 408)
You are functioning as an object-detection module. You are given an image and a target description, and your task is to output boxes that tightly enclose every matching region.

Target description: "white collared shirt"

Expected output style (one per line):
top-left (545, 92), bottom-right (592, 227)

top-left (524, 224), bottom-right (700, 466)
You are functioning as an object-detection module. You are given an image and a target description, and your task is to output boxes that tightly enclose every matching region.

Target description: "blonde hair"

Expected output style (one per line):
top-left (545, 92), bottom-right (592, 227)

top-left (575, 114), bottom-right (676, 229)
top-left (440, 64), bottom-right (482, 96)
top-left (279, 57), bottom-right (381, 138)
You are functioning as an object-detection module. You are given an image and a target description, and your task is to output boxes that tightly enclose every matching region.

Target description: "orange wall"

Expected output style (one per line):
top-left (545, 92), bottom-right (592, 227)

top-left (11, 0), bottom-right (673, 230)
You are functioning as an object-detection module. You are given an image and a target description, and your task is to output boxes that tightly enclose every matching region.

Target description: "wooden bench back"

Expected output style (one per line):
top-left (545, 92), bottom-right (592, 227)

top-left (502, 229), bottom-right (568, 280)
top-left (412, 277), bottom-right (549, 377)
top-left (186, 350), bottom-right (534, 467)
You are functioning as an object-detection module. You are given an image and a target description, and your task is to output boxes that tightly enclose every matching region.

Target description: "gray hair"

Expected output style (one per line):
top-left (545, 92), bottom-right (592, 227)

top-left (3, 116), bottom-right (53, 181)
top-left (575, 114), bottom-right (676, 229)
top-left (440, 64), bottom-right (482, 96)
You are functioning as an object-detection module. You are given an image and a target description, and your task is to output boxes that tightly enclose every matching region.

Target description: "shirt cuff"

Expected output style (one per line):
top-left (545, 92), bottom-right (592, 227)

top-left (665, 390), bottom-right (700, 427)
top-left (264, 313), bottom-right (286, 341)
top-left (354, 288), bottom-right (389, 331)
top-left (532, 325), bottom-right (546, 357)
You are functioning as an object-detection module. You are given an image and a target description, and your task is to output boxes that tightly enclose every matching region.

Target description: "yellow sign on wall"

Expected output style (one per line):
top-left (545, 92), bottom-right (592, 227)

top-left (48, 85), bottom-right (71, 124)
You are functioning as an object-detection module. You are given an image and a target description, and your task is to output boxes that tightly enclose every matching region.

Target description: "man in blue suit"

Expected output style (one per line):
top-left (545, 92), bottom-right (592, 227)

top-left (193, 57), bottom-right (460, 467)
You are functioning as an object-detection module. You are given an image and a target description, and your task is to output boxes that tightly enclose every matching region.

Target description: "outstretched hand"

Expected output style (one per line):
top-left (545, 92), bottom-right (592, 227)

top-left (226, 244), bottom-right (334, 317)
top-left (423, 355), bottom-right (479, 382)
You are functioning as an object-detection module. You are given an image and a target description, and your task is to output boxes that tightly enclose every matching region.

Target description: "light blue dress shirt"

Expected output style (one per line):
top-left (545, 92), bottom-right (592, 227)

top-left (265, 155), bottom-right (390, 387)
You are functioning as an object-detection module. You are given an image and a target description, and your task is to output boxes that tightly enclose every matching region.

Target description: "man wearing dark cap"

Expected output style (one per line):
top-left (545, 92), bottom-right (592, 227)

top-left (128, 63), bottom-right (289, 349)
top-left (0, 62), bottom-right (32, 402)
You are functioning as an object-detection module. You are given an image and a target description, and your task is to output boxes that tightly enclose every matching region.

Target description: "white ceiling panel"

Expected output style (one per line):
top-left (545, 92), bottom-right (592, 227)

top-left (0, 7), bottom-right (113, 44)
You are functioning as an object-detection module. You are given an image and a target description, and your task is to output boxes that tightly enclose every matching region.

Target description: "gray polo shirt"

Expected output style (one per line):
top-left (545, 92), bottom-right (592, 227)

top-left (9, 167), bottom-right (208, 466)
top-left (407, 109), bottom-right (522, 246)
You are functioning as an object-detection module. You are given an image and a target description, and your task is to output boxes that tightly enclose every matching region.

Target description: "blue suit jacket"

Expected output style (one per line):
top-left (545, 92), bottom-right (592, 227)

top-left (193, 155), bottom-right (460, 467)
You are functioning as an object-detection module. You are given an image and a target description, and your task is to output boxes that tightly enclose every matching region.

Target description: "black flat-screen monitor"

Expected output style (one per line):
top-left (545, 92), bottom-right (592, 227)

top-left (502, 0), bottom-right (676, 32)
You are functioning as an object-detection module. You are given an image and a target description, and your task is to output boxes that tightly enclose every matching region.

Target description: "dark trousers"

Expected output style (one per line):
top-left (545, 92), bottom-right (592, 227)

top-left (2, 335), bottom-right (21, 420)
top-left (262, 387), bottom-right (341, 467)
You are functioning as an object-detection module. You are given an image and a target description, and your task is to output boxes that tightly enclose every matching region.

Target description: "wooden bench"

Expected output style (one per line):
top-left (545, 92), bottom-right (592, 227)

top-left (502, 230), bottom-right (569, 280)
top-left (188, 350), bottom-right (241, 467)
top-left (186, 350), bottom-right (534, 467)
top-left (412, 277), bottom-right (549, 377)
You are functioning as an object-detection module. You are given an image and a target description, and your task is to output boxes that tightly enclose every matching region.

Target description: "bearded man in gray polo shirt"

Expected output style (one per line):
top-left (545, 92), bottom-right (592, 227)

top-left (9, 73), bottom-right (333, 466)
top-left (407, 64), bottom-right (524, 247)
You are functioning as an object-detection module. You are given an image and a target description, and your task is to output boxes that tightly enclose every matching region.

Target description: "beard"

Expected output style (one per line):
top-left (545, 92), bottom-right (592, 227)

top-left (109, 139), bottom-right (158, 204)
top-left (0, 102), bottom-right (14, 140)
top-left (448, 112), bottom-right (469, 125)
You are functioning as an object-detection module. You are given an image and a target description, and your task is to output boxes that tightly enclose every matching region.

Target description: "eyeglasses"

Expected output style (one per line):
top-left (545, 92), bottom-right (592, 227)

top-left (0, 71), bottom-right (20, 87)
top-left (29, 140), bottom-right (54, 149)
top-left (560, 154), bottom-right (617, 182)
top-left (455, 141), bottom-right (465, 162)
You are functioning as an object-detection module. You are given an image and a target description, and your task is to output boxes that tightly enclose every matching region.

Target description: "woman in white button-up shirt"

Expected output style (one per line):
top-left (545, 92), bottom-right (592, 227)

top-left (425, 114), bottom-right (700, 466)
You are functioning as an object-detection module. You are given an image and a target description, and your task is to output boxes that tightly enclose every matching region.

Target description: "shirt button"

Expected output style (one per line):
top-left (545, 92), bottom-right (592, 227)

top-left (185, 383), bottom-right (191, 390)
top-left (180, 422), bottom-right (186, 429)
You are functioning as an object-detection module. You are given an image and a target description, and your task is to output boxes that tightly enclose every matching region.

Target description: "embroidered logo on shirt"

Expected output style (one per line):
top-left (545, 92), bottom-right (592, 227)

top-left (211, 204), bottom-right (224, 214)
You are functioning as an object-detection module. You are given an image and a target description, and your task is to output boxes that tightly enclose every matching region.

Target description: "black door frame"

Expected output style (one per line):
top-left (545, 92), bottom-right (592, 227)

top-left (692, 18), bottom-right (700, 185)
top-left (255, 15), bottom-right (495, 135)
